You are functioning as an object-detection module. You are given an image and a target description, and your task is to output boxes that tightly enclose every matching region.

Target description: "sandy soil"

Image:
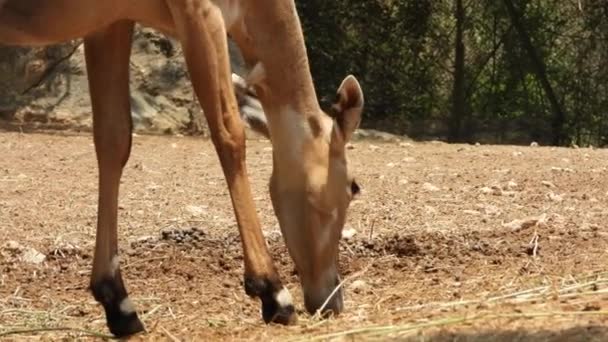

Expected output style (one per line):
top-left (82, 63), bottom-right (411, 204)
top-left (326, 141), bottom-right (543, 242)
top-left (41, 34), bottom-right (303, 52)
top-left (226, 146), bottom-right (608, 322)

top-left (1, 130), bottom-right (607, 341)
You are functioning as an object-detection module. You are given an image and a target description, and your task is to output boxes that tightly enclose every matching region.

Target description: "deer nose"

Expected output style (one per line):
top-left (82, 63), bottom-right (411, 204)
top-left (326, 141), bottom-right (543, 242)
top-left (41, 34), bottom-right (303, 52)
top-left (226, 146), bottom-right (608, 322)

top-left (303, 276), bottom-right (344, 317)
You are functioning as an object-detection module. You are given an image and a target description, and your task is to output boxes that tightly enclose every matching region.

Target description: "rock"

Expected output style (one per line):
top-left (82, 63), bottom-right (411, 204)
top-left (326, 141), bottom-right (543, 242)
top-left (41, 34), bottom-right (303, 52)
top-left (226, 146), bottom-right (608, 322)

top-left (353, 129), bottom-right (410, 142)
top-left (480, 186), bottom-right (493, 194)
top-left (21, 247), bottom-right (46, 265)
top-left (480, 185), bottom-right (503, 196)
top-left (350, 280), bottom-right (370, 293)
top-left (502, 214), bottom-right (547, 231)
top-left (0, 28), bottom-right (254, 136)
top-left (506, 180), bottom-right (518, 189)
top-left (423, 183), bottom-right (440, 192)
top-left (547, 192), bottom-right (564, 202)
top-left (551, 167), bottom-right (575, 173)
top-left (185, 205), bottom-right (207, 217)
top-left (4, 240), bottom-right (23, 251)
top-left (262, 229), bottom-right (282, 240)
top-left (541, 181), bottom-right (556, 188)
top-left (342, 227), bottom-right (357, 240)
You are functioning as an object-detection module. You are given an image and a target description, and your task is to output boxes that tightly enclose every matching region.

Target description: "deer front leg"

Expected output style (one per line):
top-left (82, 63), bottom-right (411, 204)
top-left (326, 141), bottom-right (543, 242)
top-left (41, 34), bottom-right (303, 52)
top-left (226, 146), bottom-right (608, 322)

top-left (84, 21), bottom-right (144, 337)
top-left (166, 0), bottom-right (296, 324)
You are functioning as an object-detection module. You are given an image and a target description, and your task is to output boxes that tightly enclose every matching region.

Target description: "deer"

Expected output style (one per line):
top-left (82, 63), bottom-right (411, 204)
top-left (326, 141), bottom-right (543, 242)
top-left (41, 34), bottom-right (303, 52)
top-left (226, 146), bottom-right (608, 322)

top-left (0, 0), bottom-right (364, 337)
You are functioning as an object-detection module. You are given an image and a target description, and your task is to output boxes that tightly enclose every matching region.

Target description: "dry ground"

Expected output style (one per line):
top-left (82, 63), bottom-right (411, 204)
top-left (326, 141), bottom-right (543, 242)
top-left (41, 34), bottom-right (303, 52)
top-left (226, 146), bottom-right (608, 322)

top-left (0, 130), bottom-right (607, 341)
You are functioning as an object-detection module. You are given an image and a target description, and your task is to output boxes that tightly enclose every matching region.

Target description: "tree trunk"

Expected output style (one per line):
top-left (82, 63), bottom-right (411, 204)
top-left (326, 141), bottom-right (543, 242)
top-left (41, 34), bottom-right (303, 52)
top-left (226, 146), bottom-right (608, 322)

top-left (502, 0), bottom-right (567, 145)
top-left (448, 0), bottom-right (466, 143)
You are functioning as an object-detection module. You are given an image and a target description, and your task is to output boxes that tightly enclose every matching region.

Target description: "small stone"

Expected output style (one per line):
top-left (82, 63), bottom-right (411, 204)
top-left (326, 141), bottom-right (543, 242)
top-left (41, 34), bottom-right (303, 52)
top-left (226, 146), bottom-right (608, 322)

top-left (547, 192), bottom-right (564, 202)
top-left (342, 228), bottom-right (357, 240)
top-left (502, 214), bottom-right (547, 231)
top-left (423, 183), bottom-right (440, 192)
top-left (185, 205), bottom-right (207, 217)
top-left (542, 181), bottom-right (556, 188)
top-left (350, 280), bottom-right (369, 293)
top-left (480, 187), bottom-right (493, 194)
top-left (21, 247), bottom-right (46, 265)
top-left (4, 240), bottom-right (22, 251)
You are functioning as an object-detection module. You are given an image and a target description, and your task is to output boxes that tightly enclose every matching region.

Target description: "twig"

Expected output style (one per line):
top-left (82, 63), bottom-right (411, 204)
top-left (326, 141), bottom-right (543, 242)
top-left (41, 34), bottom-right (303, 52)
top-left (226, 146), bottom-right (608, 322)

top-left (312, 264), bottom-right (372, 320)
top-left (529, 231), bottom-right (539, 257)
top-left (0, 327), bottom-right (114, 339)
top-left (160, 326), bottom-right (182, 342)
top-left (0, 309), bottom-right (49, 316)
top-left (168, 306), bottom-right (177, 320)
top-left (297, 310), bottom-right (608, 341)
top-left (368, 218), bottom-right (376, 241)
top-left (395, 274), bottom-right (608, 313)
top-left (21, 42), bottom-right (83, 95)
top-left (142, 305), bottom-right (163, 320)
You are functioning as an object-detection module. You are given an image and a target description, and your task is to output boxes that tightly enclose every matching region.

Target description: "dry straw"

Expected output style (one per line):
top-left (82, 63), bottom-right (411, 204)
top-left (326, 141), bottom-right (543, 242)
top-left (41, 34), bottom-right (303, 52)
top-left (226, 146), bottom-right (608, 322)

top-left (292, 270), bottom-right (608, 341)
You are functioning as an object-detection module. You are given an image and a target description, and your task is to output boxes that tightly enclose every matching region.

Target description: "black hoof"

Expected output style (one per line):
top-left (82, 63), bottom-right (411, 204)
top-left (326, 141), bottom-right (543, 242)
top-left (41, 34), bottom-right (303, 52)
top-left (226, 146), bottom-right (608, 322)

top-left (244, 276), bottom-right (298, 325)
top-left (91, 277), bottom-right (145, 337)
top-left (106, 310), bottom-right (145, 338)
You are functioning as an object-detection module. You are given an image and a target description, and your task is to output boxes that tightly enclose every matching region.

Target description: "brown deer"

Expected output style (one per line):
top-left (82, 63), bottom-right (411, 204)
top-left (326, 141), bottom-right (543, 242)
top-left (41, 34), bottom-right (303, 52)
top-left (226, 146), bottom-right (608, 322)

top-left (0, 0), bottom-right (364, 337)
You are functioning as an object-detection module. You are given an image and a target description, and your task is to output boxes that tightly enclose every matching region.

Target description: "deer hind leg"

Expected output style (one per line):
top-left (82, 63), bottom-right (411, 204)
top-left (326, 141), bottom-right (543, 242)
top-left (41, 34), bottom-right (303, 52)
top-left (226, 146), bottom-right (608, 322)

top-left (166, 0), bottom-right (296, 325)
top-left (84, 21), bottom-right (144, 337)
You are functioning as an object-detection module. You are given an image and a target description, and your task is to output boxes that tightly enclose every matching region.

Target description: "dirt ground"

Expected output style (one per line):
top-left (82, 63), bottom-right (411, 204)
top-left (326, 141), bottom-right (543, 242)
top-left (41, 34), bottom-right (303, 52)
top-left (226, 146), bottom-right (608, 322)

top-left (0, 130), bottom-right (607, 341)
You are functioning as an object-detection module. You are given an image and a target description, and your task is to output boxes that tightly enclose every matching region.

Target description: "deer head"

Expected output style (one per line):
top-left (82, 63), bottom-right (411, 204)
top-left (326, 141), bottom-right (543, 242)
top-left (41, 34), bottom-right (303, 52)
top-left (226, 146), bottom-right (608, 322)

top-left (239, 70), bottom-right (364, 315)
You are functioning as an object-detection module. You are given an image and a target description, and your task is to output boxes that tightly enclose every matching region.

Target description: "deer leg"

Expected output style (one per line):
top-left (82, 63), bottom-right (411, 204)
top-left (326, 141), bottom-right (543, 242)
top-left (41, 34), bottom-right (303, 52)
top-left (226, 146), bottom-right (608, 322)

top-left (84, 20), bottom-right (144, 337)
top-left (166, 0), bottom-right (296, 324)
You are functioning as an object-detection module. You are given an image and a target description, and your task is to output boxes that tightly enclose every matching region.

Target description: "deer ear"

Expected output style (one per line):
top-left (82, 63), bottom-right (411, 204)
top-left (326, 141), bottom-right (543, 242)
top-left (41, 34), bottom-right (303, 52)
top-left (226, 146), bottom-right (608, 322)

top-left (332, 75), bottom-right (364, 143)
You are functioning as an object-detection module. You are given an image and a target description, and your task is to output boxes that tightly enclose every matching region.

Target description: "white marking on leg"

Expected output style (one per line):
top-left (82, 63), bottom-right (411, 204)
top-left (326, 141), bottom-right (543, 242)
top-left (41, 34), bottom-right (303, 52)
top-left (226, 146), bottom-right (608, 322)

top-left (274, 288), bottom-right (293, 307)
top-left (110, 255), bottom-right (120, 277)
top-left (119, 297), bottom-right (136, 314)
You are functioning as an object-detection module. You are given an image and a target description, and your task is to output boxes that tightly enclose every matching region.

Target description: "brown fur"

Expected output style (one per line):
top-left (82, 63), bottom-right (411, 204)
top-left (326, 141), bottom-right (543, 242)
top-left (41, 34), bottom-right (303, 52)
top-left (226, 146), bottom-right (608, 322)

top-left (0, 0), bottom-right (364, 335)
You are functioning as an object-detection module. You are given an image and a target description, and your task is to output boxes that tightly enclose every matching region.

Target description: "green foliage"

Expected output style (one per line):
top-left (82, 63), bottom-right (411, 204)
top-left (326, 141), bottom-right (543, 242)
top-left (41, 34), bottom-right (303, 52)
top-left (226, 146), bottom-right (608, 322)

top-left (296, 0), bottom-right (608, 146)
